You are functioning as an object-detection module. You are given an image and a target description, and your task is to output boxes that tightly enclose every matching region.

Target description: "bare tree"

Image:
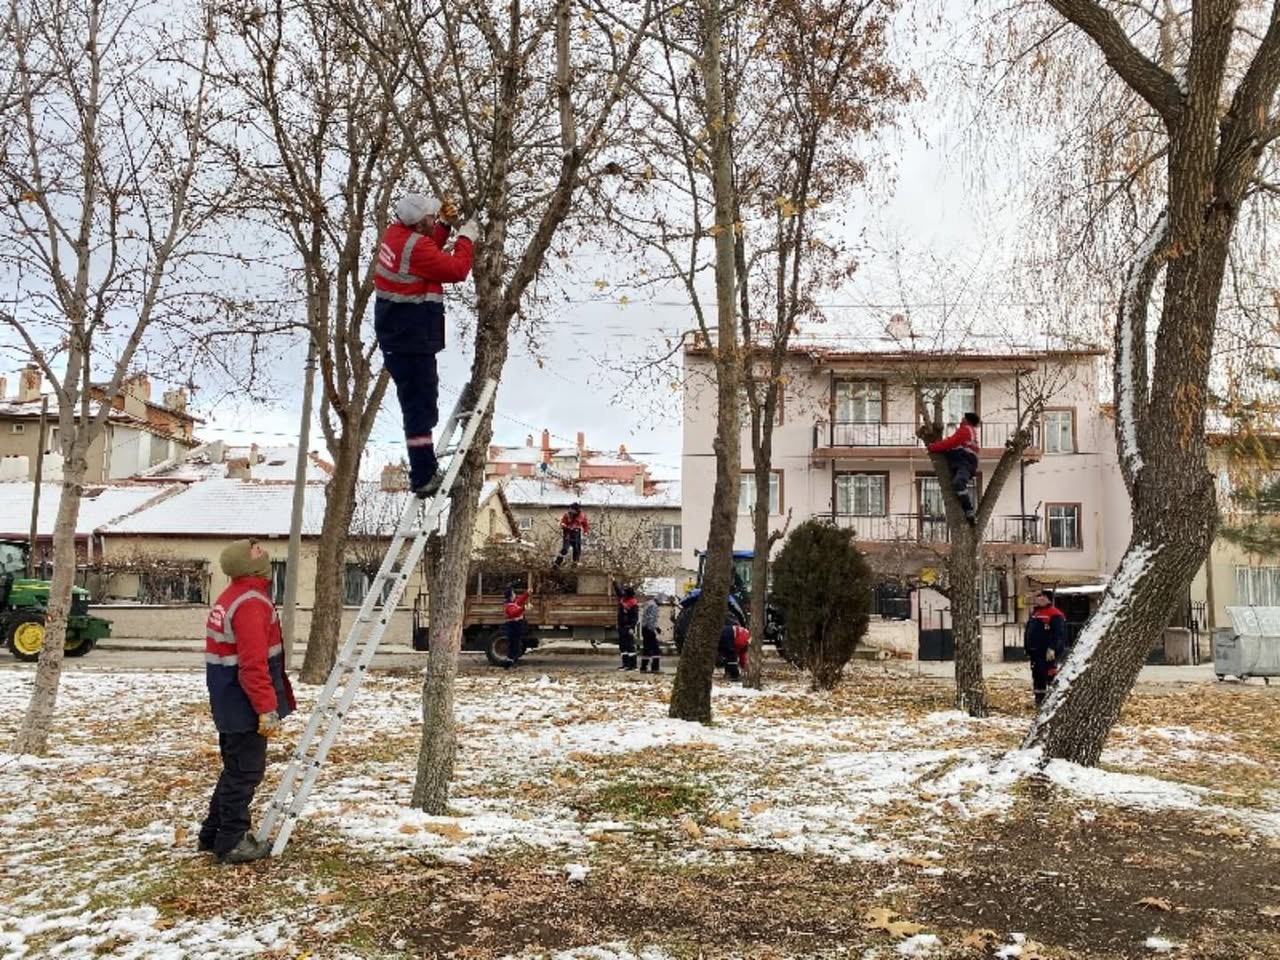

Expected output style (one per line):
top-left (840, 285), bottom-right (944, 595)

top-left (0, 0), bottom-right (239, 753)
top-left (736, 0), bottom-right (918, 689)
top-left (213, 0), bottom-right (411, 683)
top-left (343, 0), bottom-right (655, 811)
top-left (1005, 0), bottom-right (1280, 764)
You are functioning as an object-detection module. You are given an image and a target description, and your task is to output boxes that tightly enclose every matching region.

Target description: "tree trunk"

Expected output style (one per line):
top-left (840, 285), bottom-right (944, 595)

top-left (300, 429), bottom-right (362, 683)
top-left (744, 454), bottom-right (771, 690)
top-left (669, 0), bottom-right (741, 723)
top-left (948, 527), bottom-right (986, 717)
top-left (12, 452), bottom-right (86, 755)
top-left (414, 299), bottom-right (508, 812)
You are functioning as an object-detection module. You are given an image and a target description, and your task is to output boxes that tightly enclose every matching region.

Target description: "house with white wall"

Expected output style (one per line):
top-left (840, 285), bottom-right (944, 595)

top-left (682, 337), bottom-right (1130, 657)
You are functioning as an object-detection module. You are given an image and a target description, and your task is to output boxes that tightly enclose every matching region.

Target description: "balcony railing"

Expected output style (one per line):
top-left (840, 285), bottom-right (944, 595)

top-left (830, 512), bottom-right (1043, 545)
top-left (816, 421), bottom-right (1039, 451)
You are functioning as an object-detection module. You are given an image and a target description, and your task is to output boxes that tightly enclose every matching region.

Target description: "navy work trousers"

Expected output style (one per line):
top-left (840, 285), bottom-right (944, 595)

top-left (383, 350), bottom-right (440, 487)
top-left (199, 730), bottom-right (268, 855)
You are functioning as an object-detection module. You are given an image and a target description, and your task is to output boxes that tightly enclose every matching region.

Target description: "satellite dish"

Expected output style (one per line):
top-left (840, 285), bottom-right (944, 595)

top-left (886, 313), bottom-right (911, 339)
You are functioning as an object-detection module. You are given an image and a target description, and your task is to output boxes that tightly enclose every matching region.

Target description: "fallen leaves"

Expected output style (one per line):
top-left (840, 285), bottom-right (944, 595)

top-left (861, 906), bottom-right (925, 939)
top-left (1260, 904), bottom-right (1280, 917)
top-left (1137, 896), bottom-right (1174, 912)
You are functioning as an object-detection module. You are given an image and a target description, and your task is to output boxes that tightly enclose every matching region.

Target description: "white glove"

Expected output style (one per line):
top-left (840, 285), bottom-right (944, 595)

top-left (456, 219), bottom-right (480, 244)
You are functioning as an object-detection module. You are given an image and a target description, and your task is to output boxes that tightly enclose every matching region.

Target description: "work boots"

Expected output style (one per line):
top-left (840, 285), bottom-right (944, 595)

top-left (219, 835), bottom-right (271, 865)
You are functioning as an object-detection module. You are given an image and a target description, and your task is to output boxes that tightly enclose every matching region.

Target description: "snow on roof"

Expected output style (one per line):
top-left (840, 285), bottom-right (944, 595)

top-left (0, 396), bottom-right (148, 427)
top-left (582, 453), bottom-right (637, 467)
top-left (490, 445), bottom-right (549, 464)
top-left (499, 477), bottom-right (680, 510)
top-left (100, 478), bottom-right (507, 538)
top-left (139, 443), bottom-right (332, 483)
top-left (0, 482), bottom-right (181, 538)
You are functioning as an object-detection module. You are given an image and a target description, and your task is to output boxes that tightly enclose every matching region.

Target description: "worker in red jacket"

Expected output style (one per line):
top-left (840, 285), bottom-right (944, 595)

top-left (925, 411), bottom-right (981, 525)
top-left (718, 623), bottom-right (750, 680)
top-left (374, 193), bottom-right (480, 496)
top-left (553, 502), bottom-right (590, 567)
top-left (503, 584), bottom-right (532, 667)
top-left (199, 539), bottom-right (296, 865)
top-left (1024, 590), bottom-right (1068, 708)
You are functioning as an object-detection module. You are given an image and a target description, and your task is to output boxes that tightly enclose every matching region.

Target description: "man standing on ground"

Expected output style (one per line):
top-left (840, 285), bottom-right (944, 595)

top-left (1024, 590), bottom-right (1067, 708)
top-left (199, 539), bottom-right (295, 864)
top-left (614, 582), bottom-right (639, 671)
top-left (374, 193), bottom-right (480, 496)
top-left (503, 583), bottom-right (531, 668)
top-left (639, 593), bottom-right (662, 673)
top-left (924, 411), bottom-right (981, 524)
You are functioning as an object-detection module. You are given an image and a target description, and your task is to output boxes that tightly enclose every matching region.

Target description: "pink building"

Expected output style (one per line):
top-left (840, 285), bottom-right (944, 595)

top-left (681, 341), bottom-right (1132, 658)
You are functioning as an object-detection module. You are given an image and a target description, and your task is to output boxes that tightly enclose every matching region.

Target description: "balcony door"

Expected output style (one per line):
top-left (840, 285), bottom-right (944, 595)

top-left (833, 380), bottom-right (884, 445)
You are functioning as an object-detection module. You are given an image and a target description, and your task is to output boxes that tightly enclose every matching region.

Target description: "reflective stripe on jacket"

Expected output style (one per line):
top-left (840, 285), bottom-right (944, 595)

top-left (927, 421), bottom-right (981, 458)
top-left (205, 577), bottom-right (296, 734)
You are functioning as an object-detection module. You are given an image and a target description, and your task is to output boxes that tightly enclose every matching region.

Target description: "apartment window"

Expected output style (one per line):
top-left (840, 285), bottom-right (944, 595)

top-left (1043, 409), bottom-right (1076, 454)
top-left (270, 560), bottom-right (287, 604)
top-left (980, 567), bottom-right (1008, 617)
top-left (920, 381), bottom-right (978, 431)
top-left (918, 475), bottom-right (979, 518)
top-left (1236, 565), bottom-right (1280, 606)
top-left (9, 423), bottom-right (24, 434)
top-left (517, 516), bottom-right (533, 531)
top-left (739, 471), bottom-right (782, 515)
top-left (344, 563), bottom-right (400, 606)
top-left (652, 524), bottom-right (683, 551)
top-left (835, 473), bottom-right (887, 516)
top-left (835, 380), bottom-right (883, 423)
top-left (1047, 503), bottom-right (1082, 550)
top-left (738, 384), bottom-right (784, 426)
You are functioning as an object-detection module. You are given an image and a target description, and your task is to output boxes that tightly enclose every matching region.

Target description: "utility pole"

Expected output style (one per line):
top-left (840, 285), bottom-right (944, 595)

top-left (281, 332), bottom-right (318, 666)
top-left (27, 396), bottom-right (48, 578)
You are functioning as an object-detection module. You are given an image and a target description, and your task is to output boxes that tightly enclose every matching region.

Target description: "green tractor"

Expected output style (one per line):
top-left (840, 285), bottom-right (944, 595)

top-left (0, 540), bottom-right (111, 662)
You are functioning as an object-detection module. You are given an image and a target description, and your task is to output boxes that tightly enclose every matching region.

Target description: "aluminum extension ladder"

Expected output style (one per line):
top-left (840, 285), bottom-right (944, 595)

top-left (256, 378), bottom-right (498, 857)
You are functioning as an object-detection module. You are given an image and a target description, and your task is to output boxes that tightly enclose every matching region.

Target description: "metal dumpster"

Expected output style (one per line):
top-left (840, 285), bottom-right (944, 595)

top-left (1214, 607), bottom-right (1280, 684)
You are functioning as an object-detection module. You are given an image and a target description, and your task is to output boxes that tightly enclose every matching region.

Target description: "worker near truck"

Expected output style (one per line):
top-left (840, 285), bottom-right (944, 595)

top-left (639, 594), bottom-right (662, 674)
top-left (615, 583), bottom-right (639, 671)
top-left (199, 539), bottom-right (295, 865)
top-left (1024, 590), bottom-right (1068, 708)
top-left (503, 584), bottom-right (531, 667)
top-left (373, 193), bottom-right (480, 496)
top-left (924, 411), bottom-right (981, 525)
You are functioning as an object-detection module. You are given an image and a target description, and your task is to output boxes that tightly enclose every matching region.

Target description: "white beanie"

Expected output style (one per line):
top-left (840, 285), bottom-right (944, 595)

top-left (395, 192), bottom-right (441, 225)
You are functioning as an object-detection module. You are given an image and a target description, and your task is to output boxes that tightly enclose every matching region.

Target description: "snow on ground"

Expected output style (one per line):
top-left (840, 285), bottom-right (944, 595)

top-left (0, 669), bottom-right (1277, 957)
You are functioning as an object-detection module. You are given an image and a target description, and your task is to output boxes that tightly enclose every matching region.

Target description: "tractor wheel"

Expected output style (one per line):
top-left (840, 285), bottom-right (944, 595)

top-left (65, 631), bottom-right (95, 657)
top-left (7, 612), bottom-right (47, 662)
top-left (484, 629), bottom-right (512, 667)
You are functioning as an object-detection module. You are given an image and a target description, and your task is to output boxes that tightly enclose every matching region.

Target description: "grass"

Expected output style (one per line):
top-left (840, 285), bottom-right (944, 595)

top-left (578, 777), bottom-right (711, 822)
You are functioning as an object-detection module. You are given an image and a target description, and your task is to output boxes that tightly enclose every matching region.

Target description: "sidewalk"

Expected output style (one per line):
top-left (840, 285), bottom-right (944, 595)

top-left (874, 659), bottom-right (1222, 685)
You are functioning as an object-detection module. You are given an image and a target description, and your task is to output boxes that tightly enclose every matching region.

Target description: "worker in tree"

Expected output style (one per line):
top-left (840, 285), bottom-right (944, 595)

top-left (199, 539), bottom-right (296, 864)
top-left (374, 193), bottom-right (480, 496)
top-left (639, 593), bottom-right (662, 673)
top-left (718, 622), bottom-right (750, 681)
top-left (1024, 590), bottom-right (1068, 708)
top-left (503, 583), bottom-right (531, 668)
top-left (614, 582), bottom-right (639, 670)
top-left (553, 502), bottom-right (590, 567)
top-left (925, 411), bottom-right (981, 525)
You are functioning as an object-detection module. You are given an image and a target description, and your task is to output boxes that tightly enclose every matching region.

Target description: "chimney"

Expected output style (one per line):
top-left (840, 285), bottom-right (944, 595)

top-left (18, 364), bottom-right (41, 403)
top-left (125, 372), bottom-right (151, 402)
top-left (162, 388), bottom-right (187, 413)
top-left (0, 376), bottom-right (7, 399)
top-left (634, 471), bottom-right (645, 498)
top-left (576, 431), bottom-right (585, 451)
top-left (541, 429), bottom-right (551, 454)
top-left (250, 442), bottom-right (261, 465)
top-left (618, 443), bottom-right (628, 458)
top-left (226, 457), bottom-right (251, 480)
top-left (381, 462), bottom-right (409, 492)
top-left (525, 434), bottom-right (534, 447)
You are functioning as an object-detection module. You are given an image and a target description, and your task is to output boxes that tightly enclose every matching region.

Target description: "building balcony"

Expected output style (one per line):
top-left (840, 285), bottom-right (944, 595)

top-left (830, 512), bottom-right (1046, 553)
top-left (812, 421), bottom-right (1041, 461)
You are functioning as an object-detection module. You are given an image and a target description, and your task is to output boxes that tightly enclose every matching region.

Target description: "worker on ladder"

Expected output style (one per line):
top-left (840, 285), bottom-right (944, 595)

top-left (374, 193), bottom-right (481, 495)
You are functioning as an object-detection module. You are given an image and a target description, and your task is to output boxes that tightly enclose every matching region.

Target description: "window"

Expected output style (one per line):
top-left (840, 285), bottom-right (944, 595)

top-left (1236, 565), bottom-right (1280, 606)
top-left (738, 383), bottom-right (784, 426)
top-left (1047, 503), bottom-right (1082, 549)
top-left (270, 560), bottom-right (287, 604)
top-left (344, 563), bottom-right (400, 606)
top-left (918, 475), bottom-right (978, 518)
top-left (138, 570), bottom-right (206, 604)
top-left (920, 381), bottom-right (978, 431)
top-left (980, 567), bottom-right (1007, 617)
top-left (1043, 409), bottom-right (1075, 454)
top-left (517, 517), bottom-right (533, 531)
top-left (835, 473), bottom-right (887, 516)
top-left (652, 524), bottom-right (683, 551)
top-left (739, 472), bottom-right (782, 515)
top-left (9, 423), bottom-right (24, 434)
top-left (835, 380), bottom-right (883, 423)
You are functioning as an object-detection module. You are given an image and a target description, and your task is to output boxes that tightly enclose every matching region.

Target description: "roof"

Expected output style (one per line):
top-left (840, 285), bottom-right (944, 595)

top-left (0, 482), bottom-right (180, 538)
top-left (137, 443), bottom-right (333, 483)
top-left (684, 327), bottom-right (1106, 362)
top-left (99, 478), bottom-right (507, 538)
top-left (498, 477), bottom-right (680, 510)
top-left (0, 397), bottom-right (147, 428)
